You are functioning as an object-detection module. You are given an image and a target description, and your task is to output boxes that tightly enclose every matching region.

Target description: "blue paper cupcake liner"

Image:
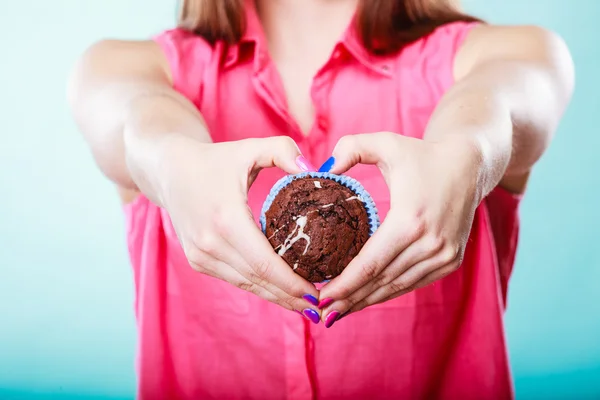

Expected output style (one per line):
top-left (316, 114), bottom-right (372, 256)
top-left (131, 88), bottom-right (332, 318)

top-left (260, 172), bottom-right (380, 237)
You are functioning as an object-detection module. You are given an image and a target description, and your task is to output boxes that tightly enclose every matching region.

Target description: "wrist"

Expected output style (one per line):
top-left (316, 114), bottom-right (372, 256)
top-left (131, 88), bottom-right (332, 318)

top-left (123, 126), bottom-right (205, 207)
top-left (123, 94), bottom-right (213, 206)
top-left (437, 135), bottom-right (491, 204)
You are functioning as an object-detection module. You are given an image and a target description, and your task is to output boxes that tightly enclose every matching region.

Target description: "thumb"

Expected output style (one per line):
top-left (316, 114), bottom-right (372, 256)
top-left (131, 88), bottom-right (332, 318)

top-left (247, 136), bottom-right (316, 175)
top-left (329, 133), bottom-right (393, 174)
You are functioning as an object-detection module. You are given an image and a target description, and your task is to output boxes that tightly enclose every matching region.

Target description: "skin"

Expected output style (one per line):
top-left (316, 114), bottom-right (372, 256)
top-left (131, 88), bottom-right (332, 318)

top-left (319, 24), bottom-right (574, 321)
top-left (68, 0), bottom-right (574, 323)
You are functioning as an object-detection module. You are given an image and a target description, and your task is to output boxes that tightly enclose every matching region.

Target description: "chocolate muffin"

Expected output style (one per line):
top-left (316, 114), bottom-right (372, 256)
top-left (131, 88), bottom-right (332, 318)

top-left (263, 176), bottom-right (372, 282)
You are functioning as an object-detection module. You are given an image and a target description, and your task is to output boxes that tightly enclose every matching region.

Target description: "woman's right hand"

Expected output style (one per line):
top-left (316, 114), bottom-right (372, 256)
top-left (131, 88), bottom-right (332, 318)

top-left (151, 134), bottom-right (322, 319)
top-left (69, 39), bottom-right (321, 319)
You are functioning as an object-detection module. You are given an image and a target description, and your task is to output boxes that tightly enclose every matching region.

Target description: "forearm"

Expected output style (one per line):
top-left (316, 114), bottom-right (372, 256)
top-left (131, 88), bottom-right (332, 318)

top-left (424, 26), bottom-right (573, 197)
top-left (123, 90), bottom-right (211, 205)
top-left (68, 39), bottom-right (211, 200)
top-left (423, 73), bottom-right (514, 198)
top-left (425, 61), bottom-right (569, 197)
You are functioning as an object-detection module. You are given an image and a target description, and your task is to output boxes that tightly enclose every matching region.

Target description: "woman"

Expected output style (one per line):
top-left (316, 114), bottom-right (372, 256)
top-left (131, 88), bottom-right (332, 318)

top-left (68, 0), bottom-right (573, 398)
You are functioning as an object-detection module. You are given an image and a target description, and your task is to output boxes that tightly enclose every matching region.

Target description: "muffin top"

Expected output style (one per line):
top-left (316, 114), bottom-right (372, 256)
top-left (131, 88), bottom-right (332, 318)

top-left (264, 177), bottom-right (370, 282)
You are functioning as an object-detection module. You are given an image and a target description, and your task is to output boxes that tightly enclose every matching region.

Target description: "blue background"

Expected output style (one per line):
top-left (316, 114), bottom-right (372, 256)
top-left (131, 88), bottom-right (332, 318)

top-left (0, 0), bottom-right (598, 398)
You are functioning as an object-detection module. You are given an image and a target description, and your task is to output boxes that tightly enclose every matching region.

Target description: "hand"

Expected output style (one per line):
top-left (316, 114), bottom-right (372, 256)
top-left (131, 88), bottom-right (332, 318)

top-left (317, 133), bottom-right (484, 326)
top-left (156, 135), bottom-right (322, 320)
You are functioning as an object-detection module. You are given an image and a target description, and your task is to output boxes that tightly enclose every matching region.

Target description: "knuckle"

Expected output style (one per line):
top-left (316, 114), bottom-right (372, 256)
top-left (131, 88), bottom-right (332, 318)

top-left (406, 216), bottom-right (426, 240)
top-left (388, 278), bottom-right (411, 294)
top-left (185, 244), bottom-right (207, 266)
top-left (440, 244), bottom-right (460, 266)
top-left (286, 284), bottom-right (306, 299)
top-left (424, 234), bottom-right (445, 253)
top-left (251, 259), bottom-right (274, 282)
top-left (275, 135), bottom-right (297, 151)
top-left (335, 135), bottom-right (355, 152)
top-left (237, 281), bottom-right (259, 294)
top-left (360, 260), bottom-right (383, 281)
top-left (283, 294), bottom-right (301, 307)
top-left (336, 298), bottom-right (354, 312)
top-left (185, 247), bottom-right (211, 273)
top-left (189, 261), bottom-right (208, 273)
top-left (337, 135), bottom-right (354, 147)
top-left (194, 233), bottom-right (219, 256)
top-left (374, 271), bottom-right (393, 287)
top-left (329, 286), bottom-right (353, 300)
top-left (211, 209), bottom-right (231, 236)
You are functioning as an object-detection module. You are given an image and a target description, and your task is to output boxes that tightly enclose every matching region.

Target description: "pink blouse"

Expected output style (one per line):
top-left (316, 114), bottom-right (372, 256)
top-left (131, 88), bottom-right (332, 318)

top-left (124, 2), bottom-right (521, 399)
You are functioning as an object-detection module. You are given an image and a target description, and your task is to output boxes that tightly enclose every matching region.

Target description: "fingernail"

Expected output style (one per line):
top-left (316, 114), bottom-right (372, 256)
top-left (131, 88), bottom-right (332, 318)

top-left (303, 308), bottom-right (320, 324)
top-left (296, 155), bottom-right (317, 172)
top-left (318, 156), bottom-right (335, 172)
top-left (318, 298), bottom-right (334, 309)
top-left (324, 311), bottom-right (341, 328)
top-left (302, 294), bottom-right (319, 306)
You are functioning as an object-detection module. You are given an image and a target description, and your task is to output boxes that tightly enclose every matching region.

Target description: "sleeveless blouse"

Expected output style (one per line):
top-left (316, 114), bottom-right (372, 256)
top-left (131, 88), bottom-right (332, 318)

top-left (124, 2), bottom-right (521, 398)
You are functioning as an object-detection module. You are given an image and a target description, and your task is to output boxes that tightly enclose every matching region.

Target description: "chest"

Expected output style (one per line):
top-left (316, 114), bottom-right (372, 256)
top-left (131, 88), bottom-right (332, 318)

top-left (199, 61), bottom-right (434, 226)
top-left (202, 59), bottom-right (434, 151)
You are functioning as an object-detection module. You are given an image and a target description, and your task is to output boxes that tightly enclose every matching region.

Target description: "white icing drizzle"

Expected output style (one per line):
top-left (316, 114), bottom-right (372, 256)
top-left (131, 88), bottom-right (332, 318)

top-left (269, 200), bottom-right (350, 250)
top-left (345, 195), bottom-right (363, 202)
top-left (267, 226), bottom-right (283, 240)
top-left (278, 215), bottom-right (311, 256)
top-left (293, 263), bottom-right (299, 270)
top-left (271, 194), bottom-right (360, 257)
top-left (313, 181), bottom-right (322, 188)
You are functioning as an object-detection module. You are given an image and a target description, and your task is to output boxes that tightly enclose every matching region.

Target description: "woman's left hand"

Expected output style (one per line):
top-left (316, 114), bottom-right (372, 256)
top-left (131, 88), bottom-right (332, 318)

top-left (318, 132), bottom-right (486, 324)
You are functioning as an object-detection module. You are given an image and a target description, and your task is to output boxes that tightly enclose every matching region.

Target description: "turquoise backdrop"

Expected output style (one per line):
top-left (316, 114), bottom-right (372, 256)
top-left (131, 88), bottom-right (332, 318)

top-left (0, 0), bottom-right (598, 398)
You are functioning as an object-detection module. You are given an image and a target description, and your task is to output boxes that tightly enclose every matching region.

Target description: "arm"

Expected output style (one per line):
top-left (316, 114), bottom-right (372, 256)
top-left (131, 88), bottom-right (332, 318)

top-left (317, 25), bottom-right (574, 323)
top-left (426, 25), bottom-right (575, 194)
top-left (67, 39), bottom-right (321, 315)
top-left (67, 39), bottom-right (211, 203)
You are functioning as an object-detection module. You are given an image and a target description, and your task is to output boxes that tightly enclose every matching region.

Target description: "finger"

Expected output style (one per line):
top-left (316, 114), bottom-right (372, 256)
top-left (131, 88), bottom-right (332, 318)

top-left (349, 249), bottom-right (460, 313)
top-left (210, 235), bottom-right (322, 313)
top-left (318, 211), bottom-right (423, 308)
top-left (189, 248), bottom-right (291, 310)
top-left (356, 264), bottom-right (458, 313)
top-left (411, 263), bottom-right (459, 291)
top-left (328, 133), bottom-right (396, 175)
top-left (220, 207), bottom-right (322, 307)
top-left (245, 136), bottom-right (315, 175)
top-left (320, 235), bottom-right (441, 316)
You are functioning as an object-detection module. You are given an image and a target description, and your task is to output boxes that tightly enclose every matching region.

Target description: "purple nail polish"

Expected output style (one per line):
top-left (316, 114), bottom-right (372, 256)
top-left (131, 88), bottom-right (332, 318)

top-left (324, 311), bottom-right (341, 328)
top-left (303, 294), bottom-right (319, 306)
top-left (318, 298), bottom-right (334, 309)
top-left (318, 156), bottom-right (335, 172)
top-left (303, 308), bottom-right (320, 324)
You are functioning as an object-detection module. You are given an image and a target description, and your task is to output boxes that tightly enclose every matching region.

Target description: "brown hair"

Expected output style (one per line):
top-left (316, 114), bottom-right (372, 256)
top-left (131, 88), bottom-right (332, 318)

top-left (178, 0), bottom-right (480, 55)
